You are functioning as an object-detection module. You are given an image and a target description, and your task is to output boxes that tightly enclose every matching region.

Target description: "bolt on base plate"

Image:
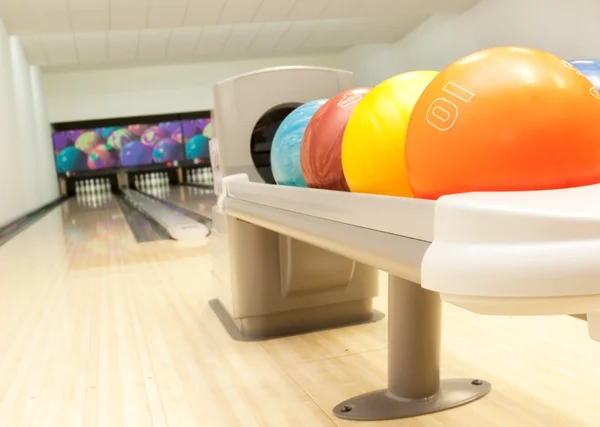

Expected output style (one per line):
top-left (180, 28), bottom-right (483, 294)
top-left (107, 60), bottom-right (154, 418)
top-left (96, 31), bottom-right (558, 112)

top-left (334, 378), bottom-right (491, 421)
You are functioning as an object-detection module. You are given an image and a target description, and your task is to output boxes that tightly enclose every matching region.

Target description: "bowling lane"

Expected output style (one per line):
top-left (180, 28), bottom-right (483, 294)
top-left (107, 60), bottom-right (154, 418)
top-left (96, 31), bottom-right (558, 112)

top-left (43, 194), bottom-right (140, 255)
top-left (0, 193), bottom-right (162, 274)
top-left (0, 186), bottom-right (345, 427)
top-left (151, 185), bottom-right (217, 219)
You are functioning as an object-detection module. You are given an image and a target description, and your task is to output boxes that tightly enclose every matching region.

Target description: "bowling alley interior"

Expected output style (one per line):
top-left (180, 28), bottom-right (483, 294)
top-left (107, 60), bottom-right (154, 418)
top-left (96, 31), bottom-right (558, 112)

top-left (2, 0), bottom-right (600, 426)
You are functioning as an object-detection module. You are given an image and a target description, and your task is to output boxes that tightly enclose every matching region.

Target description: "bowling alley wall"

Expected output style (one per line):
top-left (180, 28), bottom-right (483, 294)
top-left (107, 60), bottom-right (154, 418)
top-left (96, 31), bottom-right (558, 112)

top-left (0, 19), bottom-right (58, 228)
top-left (42, 53), bottom-right (340, 123)
top-left (338, 0), bottom-right (600, 87)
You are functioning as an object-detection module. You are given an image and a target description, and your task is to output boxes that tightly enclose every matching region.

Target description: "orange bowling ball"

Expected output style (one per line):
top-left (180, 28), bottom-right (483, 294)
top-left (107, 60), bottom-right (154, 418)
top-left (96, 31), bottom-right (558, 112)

top-left (405, 46), bottom-right (600, 200)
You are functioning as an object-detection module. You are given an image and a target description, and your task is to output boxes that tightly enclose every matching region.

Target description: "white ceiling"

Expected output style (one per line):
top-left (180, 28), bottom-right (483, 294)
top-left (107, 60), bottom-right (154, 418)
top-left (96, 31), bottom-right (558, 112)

top-left (0, 0), bottom-right (479, 69)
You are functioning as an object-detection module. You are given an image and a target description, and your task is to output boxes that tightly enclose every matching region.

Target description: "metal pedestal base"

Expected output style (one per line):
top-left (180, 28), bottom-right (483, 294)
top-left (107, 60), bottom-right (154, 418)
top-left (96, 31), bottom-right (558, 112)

top-left (333, 378), bottom-right (491, 421)
top-left (333, 276), bottom-right (491, 421)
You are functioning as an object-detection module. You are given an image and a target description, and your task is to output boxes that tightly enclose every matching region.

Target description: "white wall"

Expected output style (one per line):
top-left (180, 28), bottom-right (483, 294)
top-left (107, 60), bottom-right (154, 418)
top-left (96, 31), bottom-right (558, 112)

top-left (0, 19), bottom-right (58, 228)
top-left (0, 20), bottom-right (24, 227)
top-left (30, 66), bottom-right (60, 207)
top-left (338, 0), bottom-right (600, 86)
top-left (43, 54), bottom-right (342, 123)
top-left (10, 36), bottom-right (38, 211)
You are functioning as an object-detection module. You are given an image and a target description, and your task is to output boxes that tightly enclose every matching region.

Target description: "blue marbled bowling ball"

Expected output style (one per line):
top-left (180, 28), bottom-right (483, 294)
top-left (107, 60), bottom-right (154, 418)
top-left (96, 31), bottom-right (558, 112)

top-left (270, 99), bottom-right (327, 187)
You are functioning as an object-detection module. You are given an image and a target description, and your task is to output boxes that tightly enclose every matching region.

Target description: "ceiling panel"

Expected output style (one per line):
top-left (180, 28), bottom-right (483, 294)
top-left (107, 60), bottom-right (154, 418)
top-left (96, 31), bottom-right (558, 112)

top-left (74, 32), bottom-right (108, 63)
top-left (184, 0), bottom-right (226, 26)
top-left (137, 28), bottom-right (171, 59)
top-left (194, 25), bottom-right (231, 57)
top-left (320, 0), bottom-right (367, 20)
top-left (110, 7), bottom-right (147, 30)
top-left (151, 0), bottom-right (188, 7)
top-left (220, 23), bottom-right (261, 55)
top-left (3, 12), bottom-right (72, 34)
top-left (41, 33), bottom-right (78, 65)
top-left (4, 0), bottom-right (482, 68)
top-left (286, 0), bottom-right (329, 21)
top-left (0, 13), bottom-right (38, 34)
top-left (275, 21), bottom-right (318, 51)
top-left (166, 27), bottom-right (201, 58)
top-left (218, 0), bottom-right (263, 24)
top-left (147, 6), bottom-right (186, 29)
top-left (109, 0), bottom-right (148, 7)
top-left (303, 20), bottom-right (349, 49)
top-left (250, 22), bottom-right (291, 52)
top-left (252, 0), bottom-right (296, 22)
top-left (108, 30), bottom-right (139, 61)
top-left (69, 0), bottom-right (109, 10)
top-left (70, 8), bottom-right (110, 32)
top-left (22, 0), bottom-right (69, 12)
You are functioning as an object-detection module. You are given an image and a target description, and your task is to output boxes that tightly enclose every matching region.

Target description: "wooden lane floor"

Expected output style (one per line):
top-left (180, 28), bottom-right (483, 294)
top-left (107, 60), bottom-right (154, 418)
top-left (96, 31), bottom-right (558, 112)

top-left (155, 185), bottom-right (216, 219)
top-left (0, 197), bottom-right (598, 426)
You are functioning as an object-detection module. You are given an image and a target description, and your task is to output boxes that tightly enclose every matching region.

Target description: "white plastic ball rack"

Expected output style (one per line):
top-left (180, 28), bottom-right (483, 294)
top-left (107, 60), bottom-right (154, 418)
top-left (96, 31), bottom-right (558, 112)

top-left (210, 66), bottom-right (382, 344)
top-left (210, 65), bottom-right (600, 422)
top-left (218, 174), bottom-right (600, 320)
top-left (217, 173), bottom-right (600, 420)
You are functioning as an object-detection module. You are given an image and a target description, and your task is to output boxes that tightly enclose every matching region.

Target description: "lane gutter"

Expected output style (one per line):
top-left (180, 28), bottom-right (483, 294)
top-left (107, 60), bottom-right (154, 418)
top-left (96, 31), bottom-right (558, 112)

top-left (0, 196), bottom-right (69, 247)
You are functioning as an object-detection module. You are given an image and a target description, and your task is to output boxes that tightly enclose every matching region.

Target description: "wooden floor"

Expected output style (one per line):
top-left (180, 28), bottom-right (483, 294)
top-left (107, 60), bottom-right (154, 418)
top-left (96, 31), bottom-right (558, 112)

top-left (1, 196), bottom-right (599, 427)
top-left (160, 185), bottom-right (216, 218)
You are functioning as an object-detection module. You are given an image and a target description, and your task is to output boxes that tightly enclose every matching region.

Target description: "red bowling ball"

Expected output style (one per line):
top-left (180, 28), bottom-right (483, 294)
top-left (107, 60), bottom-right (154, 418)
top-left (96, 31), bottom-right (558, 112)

top-left (301, 87), bottom-right (371, 191)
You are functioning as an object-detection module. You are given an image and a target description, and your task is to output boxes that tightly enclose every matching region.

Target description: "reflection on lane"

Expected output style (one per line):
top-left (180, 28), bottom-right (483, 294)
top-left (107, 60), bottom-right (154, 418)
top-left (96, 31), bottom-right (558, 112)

top-left (60, 194), bottom-right (168, 268)
top-left (60, 196), bottom-right (138, 264)
top-left (134, 185), bottom-right (213, 232)
top-left (151, 185), bottom-right (217, 219)
top-left (115, 194), bottom-right (170, 243)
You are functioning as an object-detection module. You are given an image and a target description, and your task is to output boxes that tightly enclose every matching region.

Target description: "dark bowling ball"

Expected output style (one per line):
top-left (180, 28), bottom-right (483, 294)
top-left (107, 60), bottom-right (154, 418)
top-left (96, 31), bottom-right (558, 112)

top-left (300, 87), bottom-right (371, 191)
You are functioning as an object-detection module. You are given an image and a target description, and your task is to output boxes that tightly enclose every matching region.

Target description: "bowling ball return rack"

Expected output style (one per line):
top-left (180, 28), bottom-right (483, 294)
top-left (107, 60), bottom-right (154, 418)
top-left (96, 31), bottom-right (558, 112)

top-left (216, 173), bottom-right (600, 422)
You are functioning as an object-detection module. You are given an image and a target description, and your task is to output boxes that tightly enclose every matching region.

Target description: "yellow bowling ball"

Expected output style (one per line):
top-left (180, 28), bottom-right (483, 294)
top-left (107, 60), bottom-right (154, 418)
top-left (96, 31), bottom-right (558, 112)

top-left (341, 70), bottom-right (438, 197)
